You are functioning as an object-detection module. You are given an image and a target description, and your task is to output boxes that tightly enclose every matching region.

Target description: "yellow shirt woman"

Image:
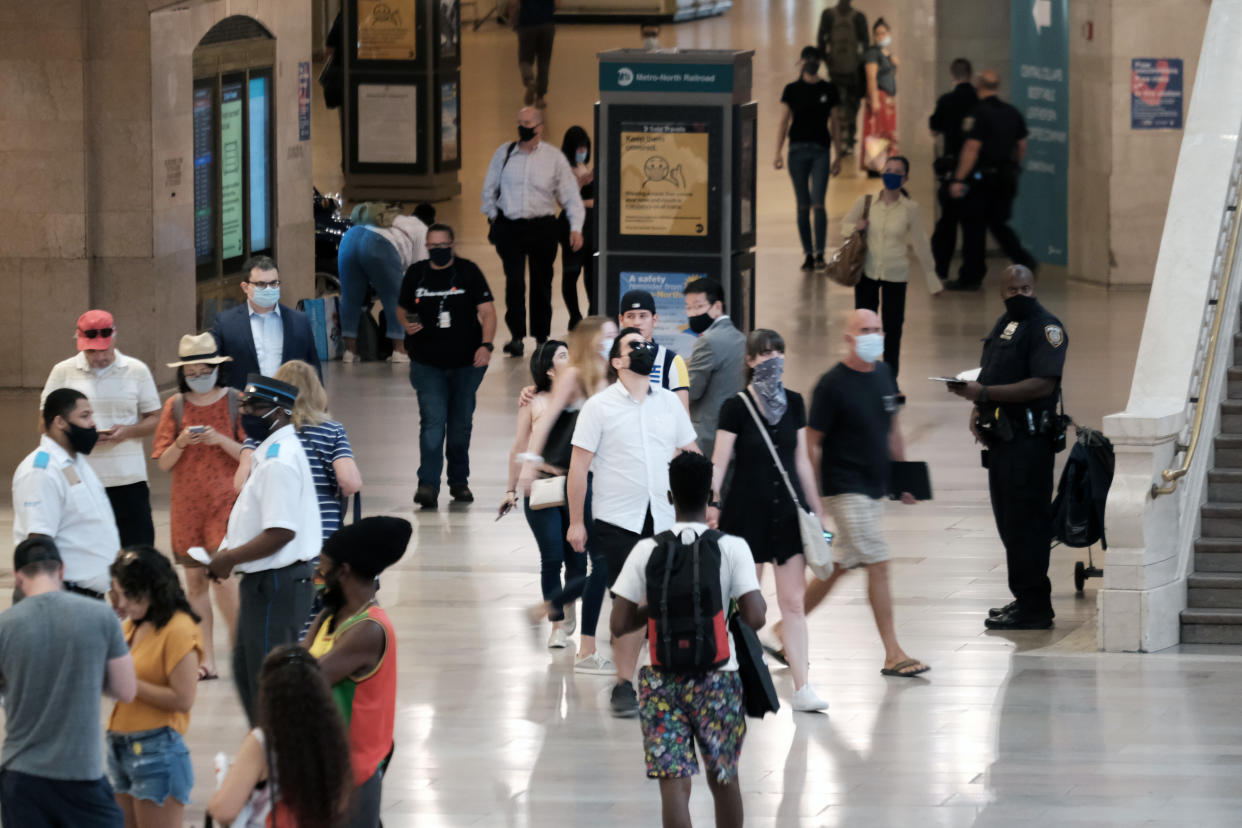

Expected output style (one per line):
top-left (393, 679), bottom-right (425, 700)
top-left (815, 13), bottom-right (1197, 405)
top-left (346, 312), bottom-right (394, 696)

top-left (841, 191), bottom-right (941, 296)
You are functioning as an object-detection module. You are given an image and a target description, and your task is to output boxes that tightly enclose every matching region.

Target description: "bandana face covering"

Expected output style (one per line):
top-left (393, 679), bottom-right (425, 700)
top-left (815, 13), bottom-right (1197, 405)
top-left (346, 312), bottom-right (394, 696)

top-left (752, 355), bottom-right (787, 425)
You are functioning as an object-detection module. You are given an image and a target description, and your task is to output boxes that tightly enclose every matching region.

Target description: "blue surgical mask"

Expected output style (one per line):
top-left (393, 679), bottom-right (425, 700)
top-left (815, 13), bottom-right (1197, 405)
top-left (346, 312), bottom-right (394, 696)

top-left (575, 149), bottom-right (588, 165)
top-left (251, 286), bottom-right (280, 308)
top-left (882, 172), bottom-right (904, 191)
top-left (854, 333), bottom-right (885, 363)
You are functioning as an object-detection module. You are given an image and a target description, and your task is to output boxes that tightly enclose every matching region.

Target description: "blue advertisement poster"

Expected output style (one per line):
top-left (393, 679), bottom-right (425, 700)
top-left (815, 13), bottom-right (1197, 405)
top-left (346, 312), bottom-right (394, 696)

top-left (618, 270), bottom-right (702, 360)
top-left (1010, 0), bottom-right (1069, 266)
top-left (1131, 58), bottom-right (1183, 129)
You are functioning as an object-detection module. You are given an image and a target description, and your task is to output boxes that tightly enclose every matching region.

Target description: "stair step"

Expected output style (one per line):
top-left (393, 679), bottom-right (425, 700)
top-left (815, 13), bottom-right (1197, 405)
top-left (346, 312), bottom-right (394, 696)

top-left (1188, 573), bottom-right (1242, 608)
top-left (1182, 608), bottom-right (1242, 624)
top-left (1216, 435), bottom-right (1242, 466)
top-left (1229, 367), bottom-right (1242, 399)
top-left (1199, 504), bottom-right (1242, 538)
top-left (1194, 538), bottom-right (1242, 572)
top-left (1182, 608), bottom-right (1242, 643)
top-left (1188, 572), bottom-right (1242, 588)
top-left (1223, 400), bottom-right (1242, 432)
top-left (1208, 469), bottom-right (1242, 501)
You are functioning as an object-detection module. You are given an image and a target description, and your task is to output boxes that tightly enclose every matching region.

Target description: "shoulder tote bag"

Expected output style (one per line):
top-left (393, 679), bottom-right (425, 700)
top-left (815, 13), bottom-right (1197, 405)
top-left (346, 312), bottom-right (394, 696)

top-left (824, 194), bottom-right (871, 288)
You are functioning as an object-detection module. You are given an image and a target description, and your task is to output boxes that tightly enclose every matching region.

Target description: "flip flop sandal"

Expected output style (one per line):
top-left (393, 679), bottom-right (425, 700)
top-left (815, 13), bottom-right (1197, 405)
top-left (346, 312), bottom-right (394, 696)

top-left (198, 667), bottom-right (219, 681)
top-left (880, 659), bottom-right (930, 678)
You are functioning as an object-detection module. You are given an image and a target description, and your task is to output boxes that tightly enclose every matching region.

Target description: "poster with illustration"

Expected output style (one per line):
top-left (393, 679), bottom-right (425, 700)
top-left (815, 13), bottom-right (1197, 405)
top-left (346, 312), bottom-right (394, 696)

top-left (619, 127), bottom-right (710, 237)
top-left (357, 0), bottom-right (417, 61)
top-left (439, 0), bottom-right (460, 60)
top-left (617, 270), bottom-right (703, 359)
top-left (440, 80), bottom-right (459, 163)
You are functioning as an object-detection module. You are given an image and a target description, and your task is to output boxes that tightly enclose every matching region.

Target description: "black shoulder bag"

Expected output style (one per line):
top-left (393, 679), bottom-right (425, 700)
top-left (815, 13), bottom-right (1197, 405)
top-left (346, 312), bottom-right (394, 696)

top-left (487, 142), bottom-right (519, 246)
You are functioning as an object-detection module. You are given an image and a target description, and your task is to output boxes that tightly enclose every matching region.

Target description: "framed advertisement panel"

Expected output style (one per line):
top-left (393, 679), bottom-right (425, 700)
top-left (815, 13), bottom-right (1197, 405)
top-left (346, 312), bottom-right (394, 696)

top-left (605, 104), bottom-right (723, 254)
top-left (603, 254), bottom-right (722, 351)
top-left (437, 0), bottom-right (461, 64)
top-left (349, 78), bottom-right (428, 175)
top-left (349, 0), bottom-right (425, 68)
top-left (435, 75), bottom-right (461, 171)
top-left (733, 102), bottom-right (757, 251)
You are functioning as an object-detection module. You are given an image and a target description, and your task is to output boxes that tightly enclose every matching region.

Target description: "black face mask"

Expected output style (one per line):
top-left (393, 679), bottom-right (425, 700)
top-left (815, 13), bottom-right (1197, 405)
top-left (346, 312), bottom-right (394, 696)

top-left (518, 125), bottom-right (537, 142)
top-left (240, 408), bottom-right (278, 443)
top-left (65, 422), bottom-right (99, 455)
top-left (687, 312), bottom-right (713, 335)
top-left (428, 247), bottom-right (454, 267)
top-left (627, 342), bottom-right (658, 376)
top-left (1004, 294), bottom-right (1038, 320)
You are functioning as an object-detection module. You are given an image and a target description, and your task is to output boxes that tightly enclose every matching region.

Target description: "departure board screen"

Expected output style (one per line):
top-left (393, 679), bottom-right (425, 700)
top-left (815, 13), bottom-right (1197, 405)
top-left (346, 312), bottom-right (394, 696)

top-left (248, 75), bottom-right (270, 253)
top-left (193, 84), bottom-right (214, 267)
top-left (220, 80), bottom-right (244, 260)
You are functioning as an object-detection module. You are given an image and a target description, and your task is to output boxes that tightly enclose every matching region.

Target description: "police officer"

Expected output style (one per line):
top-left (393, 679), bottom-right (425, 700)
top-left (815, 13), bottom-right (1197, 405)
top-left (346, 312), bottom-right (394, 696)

top-left (945, 69), bottom-right (1038, 291)
top-left (928, 57), bottom-right (978, 282)
top-left (207, 374), bottom-right (322, 723)
top-left (946, 266), bottom-right (1066, 629)
top-left (11, 388), bottom-right (120, 600)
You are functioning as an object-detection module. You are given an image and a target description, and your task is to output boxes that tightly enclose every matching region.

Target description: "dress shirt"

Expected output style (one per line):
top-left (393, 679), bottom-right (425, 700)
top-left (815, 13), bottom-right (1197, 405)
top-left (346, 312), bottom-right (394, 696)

top-left (571, 382), bottom-right (697, 534)
top-left (249, 303), bottom-right (285, 377)
top-left (12, 435), bottom-right (120, 593)
top-left (480, 140), bottom-right (585, 232)
top-left (841, 194), bottom-right (941, 294)
top-left (221, 424), bottom-right (323, 573)
top-left (40, 350), bottom-right (161, 487)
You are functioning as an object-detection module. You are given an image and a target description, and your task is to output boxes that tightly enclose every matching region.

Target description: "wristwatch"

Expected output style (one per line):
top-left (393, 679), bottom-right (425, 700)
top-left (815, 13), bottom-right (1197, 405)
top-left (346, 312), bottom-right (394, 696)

top-left (709, 500), bottom-right (722, 509)
top-left (481, 342), bottom-right (495, 352)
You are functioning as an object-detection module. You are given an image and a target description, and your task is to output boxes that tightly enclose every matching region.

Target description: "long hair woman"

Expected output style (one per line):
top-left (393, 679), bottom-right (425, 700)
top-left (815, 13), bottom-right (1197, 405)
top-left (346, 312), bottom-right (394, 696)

top-left (558, 125), bottom-right (597, 328)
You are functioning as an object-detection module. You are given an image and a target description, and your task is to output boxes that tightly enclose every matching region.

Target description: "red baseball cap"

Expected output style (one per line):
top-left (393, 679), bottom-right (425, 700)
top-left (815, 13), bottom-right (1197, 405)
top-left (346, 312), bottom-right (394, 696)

top-left (77, 309), bottom-right (115, 351)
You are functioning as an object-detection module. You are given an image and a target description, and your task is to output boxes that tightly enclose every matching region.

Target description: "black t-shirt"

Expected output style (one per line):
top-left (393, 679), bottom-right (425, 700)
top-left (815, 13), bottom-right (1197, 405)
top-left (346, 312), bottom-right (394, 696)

top-left (964, 96), bottom-right (1029, 169)
top-left (929, 82), bottom-right (979, 158)
top-left (781, 79), bottom-right (840, 147)
top-left (977, 301), bottom-right (1067, 417)
top-left (808, 362), bottom-right (900, 498)
top-left (398, 256), bottom-right (494, 368)
top-left (518, 0), bottom-right (556, 26)
top-left (718, 389), bottom-right (808, 513)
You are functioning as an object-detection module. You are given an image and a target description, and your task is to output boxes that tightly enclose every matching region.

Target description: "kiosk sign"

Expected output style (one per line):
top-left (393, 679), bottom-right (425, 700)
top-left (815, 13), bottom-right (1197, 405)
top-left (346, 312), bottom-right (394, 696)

top-left (600, 62), bottom-right (733, 93)
top-left (619, 126), bottom-right (710, 236)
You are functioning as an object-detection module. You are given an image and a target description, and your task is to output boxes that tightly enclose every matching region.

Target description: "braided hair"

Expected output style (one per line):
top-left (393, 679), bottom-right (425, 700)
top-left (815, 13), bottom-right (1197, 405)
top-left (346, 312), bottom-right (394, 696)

top-left (110, 546), bottom-right (201, 628)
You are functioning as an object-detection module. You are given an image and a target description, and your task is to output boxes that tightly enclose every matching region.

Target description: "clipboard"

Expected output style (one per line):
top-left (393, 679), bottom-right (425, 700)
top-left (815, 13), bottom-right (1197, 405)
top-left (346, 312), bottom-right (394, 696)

top-left (888, 461), bottom-right (932, 501)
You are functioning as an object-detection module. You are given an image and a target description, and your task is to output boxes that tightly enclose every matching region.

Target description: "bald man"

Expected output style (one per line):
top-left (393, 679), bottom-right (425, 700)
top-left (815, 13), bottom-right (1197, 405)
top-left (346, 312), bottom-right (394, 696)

top-left (783, 309), bottom-right (928, 680)
top-left (945, 69), bottom-right (1037, 291)
top-left (482, 106), bottom-right (584, 358)
top-left (946, 266), bottom-right (1067, 628)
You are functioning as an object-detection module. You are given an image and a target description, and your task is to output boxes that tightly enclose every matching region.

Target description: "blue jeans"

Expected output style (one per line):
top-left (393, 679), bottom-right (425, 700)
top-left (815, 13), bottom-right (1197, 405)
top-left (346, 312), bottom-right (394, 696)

top-left (524, 476), bottom-right (606, 637)
top-left (409, 362), bottom-right (487, 488)
top-left (338, 225), bottom-right (406, 340)
top-left (787, 142), bottom-right (831, 255)
top-left (0, 769), bottom-right (123, 827)
top-left (106, 727), bottom-right (194, 806)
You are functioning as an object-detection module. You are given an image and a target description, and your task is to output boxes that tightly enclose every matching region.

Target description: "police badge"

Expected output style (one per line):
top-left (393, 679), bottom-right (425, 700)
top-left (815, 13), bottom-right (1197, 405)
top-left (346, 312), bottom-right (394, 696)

top-left (1044, 325), bottom-right (1064, 348)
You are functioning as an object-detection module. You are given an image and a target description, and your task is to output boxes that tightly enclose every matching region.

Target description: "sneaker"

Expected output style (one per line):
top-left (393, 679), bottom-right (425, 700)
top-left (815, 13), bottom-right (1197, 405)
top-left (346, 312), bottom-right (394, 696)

top-left (388, 351), bottom-right (410, 364)
top-left (562, 601), bottom-right (577, 635)
top-left (800, 254), bottom-right (815, 272)
top-left (548, 627), bottom-right (570, 649)
top-left (413, 485), bottom-right (438, 509)
top-left (791, 684), bottom-right (829, 712)
top-left (813, 254), bottom-right (828, 271)
top-left (449, 485), bottom-right (474, 503)
top-left (342, 350), bottom-right (359, 364)
top-left (610, 680), bottom-right (639, 718)
top-left (574, 653), bottom-right (615, 675)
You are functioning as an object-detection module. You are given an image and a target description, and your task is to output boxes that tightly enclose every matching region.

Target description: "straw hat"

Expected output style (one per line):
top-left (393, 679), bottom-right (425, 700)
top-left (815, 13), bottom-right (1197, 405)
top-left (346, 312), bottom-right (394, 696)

top-left (166, 332), bottom-right (233, 367)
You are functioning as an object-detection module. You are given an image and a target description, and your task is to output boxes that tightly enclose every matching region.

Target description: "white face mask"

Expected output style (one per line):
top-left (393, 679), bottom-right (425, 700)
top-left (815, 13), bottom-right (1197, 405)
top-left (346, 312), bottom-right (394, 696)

top-left (644, 36), bottom-right (659, 49)
top-left (598, 337), bottom-right (615, 361)
top-left (878, 35), bottom-right (892, 48)
top-left (185, 368), bottom-right (218, 394)
top-left (854, 333), bottom-right (885, 363)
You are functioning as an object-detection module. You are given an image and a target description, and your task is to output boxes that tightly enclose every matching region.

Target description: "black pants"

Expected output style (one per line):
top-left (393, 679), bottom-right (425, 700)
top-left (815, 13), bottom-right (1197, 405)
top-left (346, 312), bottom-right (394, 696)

top-left (561, 240), bottom-right (596, 327)
top-left (596, 508), bottom-right (654, 592)
top-left (105, 482), bottom-right (154, 548)
top-left (987, 435), bottom-right (1055, 617)
top-left (854, 275), bottom-right (908, 381)
top-left (496, 215), bottom-right (559, 342)
top-left (517, 23), bottom-right (555, 97)
top-left (0, 769), bottom-right (123, 828)
top-left (931, 179), bottom-right (964, 280)
top-left (830, 73), bottom-right (862, 152)
top-left (233, 561), bottom-right (314, 724)
top-left (959, 175), bottom-right (1037, 286)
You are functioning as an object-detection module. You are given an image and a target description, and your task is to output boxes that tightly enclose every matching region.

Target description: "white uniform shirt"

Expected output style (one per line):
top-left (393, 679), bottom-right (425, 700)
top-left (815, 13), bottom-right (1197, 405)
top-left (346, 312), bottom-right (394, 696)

top-left (220, 424), bottom-right (323, 573)
top-left (40, 350), bottom-right (161, 488)
top-left (480, 140), bottom-right (585, 231)
top-left (612, 522), bottom-right (761, 671)
top-left (11, 435), bottom-right (120, 593)
top-left (366, 215), bottom-right (429, 271)
top-left (249, 304), bottom-right (285, 378)
top-left (571, 381), bottom-right (698, 534)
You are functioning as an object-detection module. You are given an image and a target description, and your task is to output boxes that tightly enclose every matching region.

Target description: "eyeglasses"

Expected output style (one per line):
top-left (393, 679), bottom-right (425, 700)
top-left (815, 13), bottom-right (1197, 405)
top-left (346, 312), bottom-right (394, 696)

top-left (79, 328), bottom-right (114, 339)
top-left (249, 280), bottom-right (280, 289)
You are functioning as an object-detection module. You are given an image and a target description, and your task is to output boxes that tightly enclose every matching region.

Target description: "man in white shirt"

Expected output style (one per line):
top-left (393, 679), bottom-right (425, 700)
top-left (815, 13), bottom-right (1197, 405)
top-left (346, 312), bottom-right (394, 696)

top-left (207, 374), bottom-right (322, 723)
top-left (12, 389), bottom-right (121, 599)
top-left (40, 310), bottom-right (161, 547)
top-left (481, 106), bottom-right (584, 357)
top-left (611, 452), bottom-right (766, 828)
top-left (567, 327), bottom-right (699, 717)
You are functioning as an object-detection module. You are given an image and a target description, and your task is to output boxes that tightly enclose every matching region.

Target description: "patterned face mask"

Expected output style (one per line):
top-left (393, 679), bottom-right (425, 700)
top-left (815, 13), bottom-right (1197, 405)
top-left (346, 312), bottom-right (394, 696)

top-left (752, 355), bottom-right (787, 425)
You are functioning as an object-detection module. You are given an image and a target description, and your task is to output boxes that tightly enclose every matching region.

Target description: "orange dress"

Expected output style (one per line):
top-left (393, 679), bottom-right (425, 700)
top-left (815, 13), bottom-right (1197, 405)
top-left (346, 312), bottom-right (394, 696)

top-left (151, 394), bottom-right (243, 564)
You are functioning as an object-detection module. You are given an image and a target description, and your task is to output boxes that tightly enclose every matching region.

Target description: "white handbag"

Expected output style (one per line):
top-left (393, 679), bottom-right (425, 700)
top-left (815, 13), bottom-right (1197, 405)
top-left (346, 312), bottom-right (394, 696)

top-left (528, 476), bottom-right (567, 510)
top-left (737, 393), bottom-right (834, 580)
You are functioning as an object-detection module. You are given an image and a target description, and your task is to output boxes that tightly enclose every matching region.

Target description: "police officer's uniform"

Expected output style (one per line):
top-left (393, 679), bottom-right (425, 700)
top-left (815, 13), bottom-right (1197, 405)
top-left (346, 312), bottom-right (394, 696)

top-left (11, 435), bottom-right (120, 597)
top-left (221, 376), bottom-right (322, 722)
top-left (975, 300), bottom-right (1067, 623)
top-left (955, 96), bottom-right (1038, 287)
top-left (929, 80), bottom-right (979, 280)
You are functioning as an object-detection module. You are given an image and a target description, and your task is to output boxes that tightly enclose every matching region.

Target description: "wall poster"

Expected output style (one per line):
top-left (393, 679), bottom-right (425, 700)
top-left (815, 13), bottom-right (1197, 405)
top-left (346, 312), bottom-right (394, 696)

top-left (357, 0), bottom-right (417, 61)
top-left (1131, 58), bottom-right (1183, 129)
top-left (357, 83), bottom-right (418, 164)
top-left (619, 125), bottom-right (710, 237)
top-left (617, 269), bottom-right (705, 360)
top-left (440, 79), bottom-right (460, 163)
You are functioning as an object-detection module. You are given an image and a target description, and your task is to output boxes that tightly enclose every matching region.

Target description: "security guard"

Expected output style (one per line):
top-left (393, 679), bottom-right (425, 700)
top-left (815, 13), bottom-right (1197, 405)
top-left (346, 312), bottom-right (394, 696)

top-left (928, 57), bottom-right (978, 282)
top-left (11, 388), bottom-right (120, 599)
top-left (945, 69), bottom-right (1038, 291)
top-left (208, 374), bottom-right (322, 722)
top-left (947, 266), bottom-right (1066, 629)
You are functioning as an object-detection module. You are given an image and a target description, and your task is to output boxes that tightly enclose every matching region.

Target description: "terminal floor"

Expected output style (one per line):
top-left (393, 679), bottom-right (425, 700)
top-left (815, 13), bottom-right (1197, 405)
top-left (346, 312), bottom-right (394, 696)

top-left (5, 3), bottom-right (1242, 826)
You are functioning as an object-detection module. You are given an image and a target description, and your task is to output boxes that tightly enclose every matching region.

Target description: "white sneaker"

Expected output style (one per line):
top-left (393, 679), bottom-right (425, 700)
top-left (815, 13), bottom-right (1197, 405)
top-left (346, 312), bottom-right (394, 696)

top-left (547, 627), bottom-right (570, 649)
top-left (342, 350), bottom-right (359, 364)
top-left (562, 602), bottom-right (577, 636)
top-left (388, 351), bottom-right (410, 364)
top-left (573, 652), bottom-right (615, 675)
top-left (791, 684), bottom-right (829, 712)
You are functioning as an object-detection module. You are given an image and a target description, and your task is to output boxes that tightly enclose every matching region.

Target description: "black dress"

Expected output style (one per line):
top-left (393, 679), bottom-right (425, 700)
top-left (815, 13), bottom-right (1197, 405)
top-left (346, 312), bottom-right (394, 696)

top-left (718, 389), bottom-right (809, 565)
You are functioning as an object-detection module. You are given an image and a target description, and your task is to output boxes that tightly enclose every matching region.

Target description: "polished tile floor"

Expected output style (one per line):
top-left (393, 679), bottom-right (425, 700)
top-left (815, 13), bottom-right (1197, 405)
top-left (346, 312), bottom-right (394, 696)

top-left (5, 3), bottom-right (1242, 826)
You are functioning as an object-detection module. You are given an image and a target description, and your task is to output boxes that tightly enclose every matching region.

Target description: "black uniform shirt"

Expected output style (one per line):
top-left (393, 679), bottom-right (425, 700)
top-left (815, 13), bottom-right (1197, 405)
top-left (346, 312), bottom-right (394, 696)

top-left (977, 300), bottom-right (1067, 416)
top-left (929, 82), bottom-right (979, 158)
top-left (963, 96), bottom-right (1029, 170)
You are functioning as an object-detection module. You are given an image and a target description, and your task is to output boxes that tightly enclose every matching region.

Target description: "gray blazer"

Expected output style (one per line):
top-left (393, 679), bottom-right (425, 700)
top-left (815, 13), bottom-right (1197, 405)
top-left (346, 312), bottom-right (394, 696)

top-left (688, 316), bottom-right (747, 458)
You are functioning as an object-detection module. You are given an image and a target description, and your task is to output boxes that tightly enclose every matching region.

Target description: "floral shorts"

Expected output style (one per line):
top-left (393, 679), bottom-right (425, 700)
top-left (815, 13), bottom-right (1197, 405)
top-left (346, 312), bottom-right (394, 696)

top-left (637, 667), bottom-right (746, 782)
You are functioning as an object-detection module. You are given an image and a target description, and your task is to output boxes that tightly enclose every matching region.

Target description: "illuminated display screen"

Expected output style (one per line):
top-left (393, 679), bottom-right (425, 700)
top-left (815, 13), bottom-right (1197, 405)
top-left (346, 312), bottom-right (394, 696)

top-left (220, 80), bottom-right (244, 260)
top-left (193, 85), bottom-right (214, 266)
top-left (248, 75), bottom-right (270, 252)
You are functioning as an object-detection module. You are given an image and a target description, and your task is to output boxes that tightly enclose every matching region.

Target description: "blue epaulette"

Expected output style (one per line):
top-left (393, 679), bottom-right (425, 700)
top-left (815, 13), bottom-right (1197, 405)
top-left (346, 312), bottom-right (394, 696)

top-left (266, 442), bottom-right (281, 459)
top-left (33, 451), bottom-right (50, 469)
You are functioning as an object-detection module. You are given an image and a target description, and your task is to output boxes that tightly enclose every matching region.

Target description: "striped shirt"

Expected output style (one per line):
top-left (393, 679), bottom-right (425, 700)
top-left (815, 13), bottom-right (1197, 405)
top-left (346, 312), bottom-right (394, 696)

top-left (649, 345), bottom-right (690, 394)
top-left (245, 420), bottom-right (354, 539)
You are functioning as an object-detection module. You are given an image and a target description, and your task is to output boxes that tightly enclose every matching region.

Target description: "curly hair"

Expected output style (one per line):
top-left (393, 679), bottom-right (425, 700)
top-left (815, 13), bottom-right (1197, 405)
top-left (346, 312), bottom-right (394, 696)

top-left (257, 646), bottom-right (353, 828)
top-left (110, 546), bottom-right (200, 628)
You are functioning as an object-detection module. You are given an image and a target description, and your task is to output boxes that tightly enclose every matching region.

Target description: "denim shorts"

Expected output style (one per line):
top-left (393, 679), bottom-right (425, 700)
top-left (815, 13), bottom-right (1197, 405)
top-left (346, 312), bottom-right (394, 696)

top-left (106, 726), bottom-right (193, 806)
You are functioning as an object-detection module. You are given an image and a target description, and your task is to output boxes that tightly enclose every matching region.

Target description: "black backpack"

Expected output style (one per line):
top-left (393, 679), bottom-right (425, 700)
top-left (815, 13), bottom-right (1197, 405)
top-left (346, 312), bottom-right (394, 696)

top-left (1051, 426), bottom-right (1115, 549)
top-left (646, 529), bottom-right (730, 674)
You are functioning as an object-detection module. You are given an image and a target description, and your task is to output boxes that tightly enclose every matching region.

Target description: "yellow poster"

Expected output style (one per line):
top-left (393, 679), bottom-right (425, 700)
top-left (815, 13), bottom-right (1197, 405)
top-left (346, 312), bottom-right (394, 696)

top-left (357, 0), bottom-right (417, 61)
top-left (619, 130), bottom-right (710, 236)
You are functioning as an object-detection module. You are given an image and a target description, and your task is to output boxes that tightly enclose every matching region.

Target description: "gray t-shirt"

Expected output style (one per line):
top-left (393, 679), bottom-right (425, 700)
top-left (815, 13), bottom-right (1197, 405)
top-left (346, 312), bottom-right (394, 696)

top-left (0, 590), bottom-right (128, 779)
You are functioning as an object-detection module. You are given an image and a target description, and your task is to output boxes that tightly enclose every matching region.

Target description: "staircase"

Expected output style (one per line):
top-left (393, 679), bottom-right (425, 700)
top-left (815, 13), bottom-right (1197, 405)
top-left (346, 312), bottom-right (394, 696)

top-left (1182, 345), bottom-right (1242, 643)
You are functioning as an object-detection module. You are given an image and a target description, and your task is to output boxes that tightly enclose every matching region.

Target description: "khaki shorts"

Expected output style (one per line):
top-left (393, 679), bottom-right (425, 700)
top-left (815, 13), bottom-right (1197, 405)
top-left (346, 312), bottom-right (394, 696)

top-left (825, 494), bottom-right (888, 569)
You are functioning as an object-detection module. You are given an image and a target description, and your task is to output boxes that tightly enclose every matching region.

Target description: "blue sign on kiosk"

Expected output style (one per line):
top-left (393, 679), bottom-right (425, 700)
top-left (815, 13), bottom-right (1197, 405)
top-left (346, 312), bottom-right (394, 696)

top-left (600, 62), bottom-right (735, 94)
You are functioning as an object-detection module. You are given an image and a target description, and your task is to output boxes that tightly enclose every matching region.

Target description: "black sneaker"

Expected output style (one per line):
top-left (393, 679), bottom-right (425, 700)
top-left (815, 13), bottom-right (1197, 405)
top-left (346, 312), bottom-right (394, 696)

top-left (503, 340), bottom-right (525, 357)
top-left (988, 600), bottom-right (1018, 618)
top-left (985, 609), bottom-right (1053, 630)
top-left (610, 680), bottom-right (639, 718)
top-left (413, 485), bottom-right (438, 509)
top-left (449, 485), bottom-right (474, 503)
top-left (800, 254), bottom-right (815, 272)
top-left (813, 255), bottom-right (828, 271)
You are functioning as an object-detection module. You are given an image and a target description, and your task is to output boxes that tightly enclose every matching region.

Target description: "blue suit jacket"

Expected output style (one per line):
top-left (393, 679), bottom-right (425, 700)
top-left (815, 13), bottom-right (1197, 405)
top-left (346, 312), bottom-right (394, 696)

top-left (211, 302), bottom-right (323, 389)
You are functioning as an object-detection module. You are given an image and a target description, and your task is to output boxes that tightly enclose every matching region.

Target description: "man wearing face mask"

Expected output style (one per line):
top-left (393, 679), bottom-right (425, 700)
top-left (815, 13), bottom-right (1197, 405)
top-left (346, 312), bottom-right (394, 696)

top-left (41, 310), bottom-right (162, 547)
top-left (566, 328), bottom-right (700, 717)
top-left (684, 278), bottom-right (746, 458)
top-left (12, 389), bottom-right (121, 601)
top-left (481, 107), bottom-right (584, 358)
top-left (207, 375), bottom-right (322, 723)
top-left (947, 266), bottom-right (1067, 629)
top-left (210, 255), bottom-right (322, 389)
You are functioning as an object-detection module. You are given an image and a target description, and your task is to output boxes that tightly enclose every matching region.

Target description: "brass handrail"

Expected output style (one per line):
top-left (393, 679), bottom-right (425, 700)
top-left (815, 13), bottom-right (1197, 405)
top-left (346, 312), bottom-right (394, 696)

top-left (1151, 200), bottom-right (1242, 498)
